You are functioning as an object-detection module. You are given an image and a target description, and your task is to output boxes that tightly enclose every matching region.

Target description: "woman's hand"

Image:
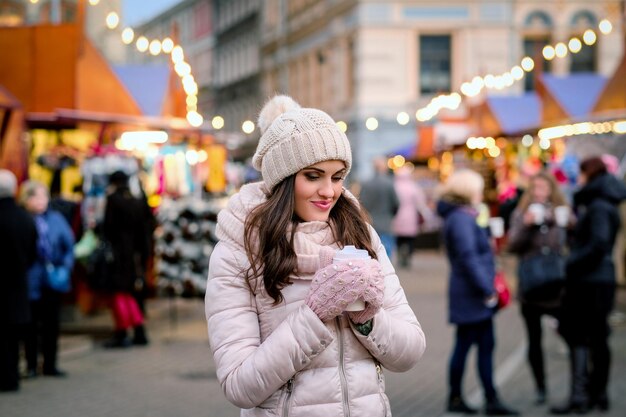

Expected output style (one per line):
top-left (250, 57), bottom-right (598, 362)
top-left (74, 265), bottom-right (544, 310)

top-left (305, 259), bottom-right (371, 322)
top-left (347, 260), bottom-right (385, 324)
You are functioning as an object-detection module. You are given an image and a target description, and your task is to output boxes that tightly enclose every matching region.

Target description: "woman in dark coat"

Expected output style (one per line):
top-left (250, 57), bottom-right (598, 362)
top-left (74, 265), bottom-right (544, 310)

top-left (507, 171), bottom-right (570, 405)
top-left (552, 157), bottom-right (626, 414)
top-left (437, 169), bottom-right (518, 416)
top-left (102, 171), bottom-right (150, 347)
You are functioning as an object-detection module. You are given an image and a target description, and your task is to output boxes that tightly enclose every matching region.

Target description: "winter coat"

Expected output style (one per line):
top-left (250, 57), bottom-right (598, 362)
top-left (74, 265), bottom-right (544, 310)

top-left (437, 199), bottom-right (495, 325)
top-left (103, 186), bottom-right (150, 292)
top-left (392, 170), bottom-right (431, 238)
top-left (205, 182), bottom-right (425, 417)
top-left (26, 209), bottom-right (75, 300)
top-left (0, 198), bottom-right (37, 325)
top-left (567, 173), bottom-right (626, 285)
top-left (359, 173), bottom-right (400, 235)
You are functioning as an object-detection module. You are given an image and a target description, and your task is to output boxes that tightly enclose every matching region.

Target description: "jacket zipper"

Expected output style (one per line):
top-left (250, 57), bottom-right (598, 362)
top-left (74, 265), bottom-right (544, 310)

top-left (376, 364), bottom-right (389, 417)
top-left (336, 316), bottom-right (350, 417)
top-left (281, 377), bottom-right (294, 417)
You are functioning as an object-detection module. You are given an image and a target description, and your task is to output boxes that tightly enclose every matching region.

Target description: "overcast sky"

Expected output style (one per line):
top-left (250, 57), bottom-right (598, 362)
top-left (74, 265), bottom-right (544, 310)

top-left (122, 0), bottom-right (181, 27)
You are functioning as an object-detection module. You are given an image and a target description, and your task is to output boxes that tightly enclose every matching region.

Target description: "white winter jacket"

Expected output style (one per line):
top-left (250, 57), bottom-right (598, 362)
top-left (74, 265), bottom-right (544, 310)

top-left (205, 182), bottom-right (426, 417)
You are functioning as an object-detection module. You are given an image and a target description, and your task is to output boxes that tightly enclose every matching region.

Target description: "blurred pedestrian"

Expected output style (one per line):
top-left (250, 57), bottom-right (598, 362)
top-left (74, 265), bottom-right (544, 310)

top-left (102, 171), bottom-right (150, 348)
top-left (392, 165), bottom-right (432, 268)
top-left (507, 171), bottom-right (570, 405)
top-left (551, 156), bottom-right (626, 414)
top-left (19, 180), bottom-right (74, 378)
top-left (359, 156), bottom-right (400, 258)
top-left (0, 171), bottom-right (38, 392)
top-left (437, 169), bottom-right (518, 415)
top-left (205, 95), bottom-right (425, 416)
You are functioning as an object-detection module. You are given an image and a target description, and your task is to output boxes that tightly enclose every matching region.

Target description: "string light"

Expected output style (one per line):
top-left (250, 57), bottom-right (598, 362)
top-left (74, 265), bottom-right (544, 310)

top-left (162, 38), bottom-right (174, 53)
top-left (520, 57), bottom-right (534, 72)
top-left (599, 19), bottom-right (613, 35)
top-left (568, 37), bottom-right (582, 53)
top-left (396, 112), bottom-right (410, 125)
top-left (242, 120), bottom-right (255, 134)
top-left (149, 39), bottom-right (162, 56)
top-left (89, 0), bottom-right (100, 5)
top-left (554, 42), bottom-right (568, 58)
top-left (583, 29), bottom-right (597, 45)
top-left (105, 12), bottom-right (119, 29)
top-left (542, 45), bottom-right (556, 60)
top-left (211, 116), bottom-right (225, 130)
top-left (366, 117), bottom-right (379, 131)
top-left (336, 121), bottom-right (348, 133)
top-left (136, 36), bottom-right (149, 52)
top-left (121, 28), bottom-right (134, 44)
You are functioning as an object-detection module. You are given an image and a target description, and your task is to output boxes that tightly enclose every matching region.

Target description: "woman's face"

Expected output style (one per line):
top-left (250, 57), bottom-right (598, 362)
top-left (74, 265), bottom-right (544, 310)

top-left (25, 186), bottom-right (49, 215)
top-left (531, 177), bottom-right (551, 204)
top-left (294, 160), bottom-right (346, 222)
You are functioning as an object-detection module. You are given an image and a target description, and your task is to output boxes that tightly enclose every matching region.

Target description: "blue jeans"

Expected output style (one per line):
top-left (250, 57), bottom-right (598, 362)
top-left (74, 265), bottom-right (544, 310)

top-left (378, 233), bottom-right (395, 259)
top-left (449, 318), bottom-right (497, 401)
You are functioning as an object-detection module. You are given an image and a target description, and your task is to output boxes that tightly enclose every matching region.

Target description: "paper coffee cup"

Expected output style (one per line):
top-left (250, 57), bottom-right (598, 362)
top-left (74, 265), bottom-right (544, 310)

top-left (528, 203), bottom-right (545, 225)
top-left (554, 205), bottom-right (570, 227)
top-left (333, 246), bottom-right (369, 311)
top-left (488, 217), bottom-right (505, 238)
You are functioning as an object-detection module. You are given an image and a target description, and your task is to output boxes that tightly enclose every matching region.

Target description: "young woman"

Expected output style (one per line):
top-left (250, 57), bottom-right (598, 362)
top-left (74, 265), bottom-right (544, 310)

top-left (436, 170), bottom-right (518, 416)
top-left (205, 95), bottom-right (425, 417)
top-left (507, 171), bottom-right (569, 405)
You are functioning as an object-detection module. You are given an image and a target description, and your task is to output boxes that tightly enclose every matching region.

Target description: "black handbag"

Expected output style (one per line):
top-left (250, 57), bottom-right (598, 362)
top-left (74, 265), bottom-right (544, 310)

top-left (517, 228), bottom-right (565, 304)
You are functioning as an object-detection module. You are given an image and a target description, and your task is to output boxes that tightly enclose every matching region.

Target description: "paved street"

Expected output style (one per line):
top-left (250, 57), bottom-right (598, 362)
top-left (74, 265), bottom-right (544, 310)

top-left (1, 251), bottom-right (625, 417)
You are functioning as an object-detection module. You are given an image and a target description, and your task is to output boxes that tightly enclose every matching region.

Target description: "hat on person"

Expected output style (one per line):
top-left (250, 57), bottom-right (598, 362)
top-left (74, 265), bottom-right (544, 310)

top-left (252, 95), bottom-right (352, 190)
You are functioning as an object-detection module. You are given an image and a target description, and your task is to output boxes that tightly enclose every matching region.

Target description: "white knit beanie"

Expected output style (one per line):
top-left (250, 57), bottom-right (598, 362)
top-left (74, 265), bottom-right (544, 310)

top-left (252, 95), bottom-right (352, 190)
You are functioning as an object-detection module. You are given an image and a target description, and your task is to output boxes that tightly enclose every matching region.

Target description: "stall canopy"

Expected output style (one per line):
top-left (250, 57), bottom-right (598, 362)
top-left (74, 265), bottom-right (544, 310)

top-left (537, 73), bottom-right (607, 122)
top-left (594, 51), bottom-right (626, 114)
top-left (114, 65), bottom-right (170, 117)
top-left (470, 93), bottom-right (541, 137)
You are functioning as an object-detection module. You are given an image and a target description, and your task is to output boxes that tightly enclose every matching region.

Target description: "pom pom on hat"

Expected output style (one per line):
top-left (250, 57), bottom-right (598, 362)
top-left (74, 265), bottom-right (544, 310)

top-left (252, 95), bottom-right (352, 190)
top-left (257, 95), bottom-right (301, 135)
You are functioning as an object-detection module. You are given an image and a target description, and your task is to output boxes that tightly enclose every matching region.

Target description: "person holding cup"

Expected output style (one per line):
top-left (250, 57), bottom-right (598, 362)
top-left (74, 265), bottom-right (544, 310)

top-left (205, 95), bottom-right (425, 417)
top-left (507, 171), bottom-right (569, 405)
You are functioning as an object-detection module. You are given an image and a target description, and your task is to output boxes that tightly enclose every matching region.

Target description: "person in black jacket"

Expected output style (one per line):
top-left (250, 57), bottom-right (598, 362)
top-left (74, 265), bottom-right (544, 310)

top-left (0, 170), bottom-right (37, 391)
top-left (102, 171), bottom-right (150, 347)
top-left (551, 156), bottom-right (626, 414)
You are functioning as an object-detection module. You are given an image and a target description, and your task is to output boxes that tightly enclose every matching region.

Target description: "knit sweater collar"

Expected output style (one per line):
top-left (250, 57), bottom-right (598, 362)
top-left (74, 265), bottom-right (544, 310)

top-left (216, 182), bottom-right (339, 276)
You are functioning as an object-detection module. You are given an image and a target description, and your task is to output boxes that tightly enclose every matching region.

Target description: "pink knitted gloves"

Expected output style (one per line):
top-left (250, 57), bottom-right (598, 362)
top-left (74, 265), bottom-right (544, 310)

top-left (305, 249), bottom-right (385, 324)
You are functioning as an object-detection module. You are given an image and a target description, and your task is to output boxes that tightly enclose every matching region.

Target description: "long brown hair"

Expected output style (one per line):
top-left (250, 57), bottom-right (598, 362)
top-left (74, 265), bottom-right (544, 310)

top-left (516, 171), bottom-right (567, 212)
top-left (243, 175), bottom-right (377, 304)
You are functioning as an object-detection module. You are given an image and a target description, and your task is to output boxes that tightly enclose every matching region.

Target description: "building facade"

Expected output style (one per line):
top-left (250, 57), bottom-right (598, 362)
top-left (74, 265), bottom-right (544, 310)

top-left (130, 0), bottom-right (214, 117)
top-left (212, 0), bottom-right (263, 135)
top-left (260, 0), bottom-right (624, 180)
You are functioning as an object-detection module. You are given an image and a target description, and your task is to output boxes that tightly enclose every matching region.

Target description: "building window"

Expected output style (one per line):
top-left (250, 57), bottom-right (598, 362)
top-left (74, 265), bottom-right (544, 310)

top-left (523, 37), bottom-right (551, 90)
top-left (419, 35), bottom-right (451, 95)
top-left (523, 10), bottom-right (553, 91)
top-left (570, 10), bottom-right (597, 73)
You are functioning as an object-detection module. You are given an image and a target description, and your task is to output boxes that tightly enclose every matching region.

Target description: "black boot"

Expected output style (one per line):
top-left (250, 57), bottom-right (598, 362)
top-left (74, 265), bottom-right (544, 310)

top-left (103, 330), bottom-right (131, 348)
top-left (535, 388), bottom-right (547, 405)
top-left (132, 325), bottom-right (149, 346)
top-left (447, 395), bottom-right (478, 414)
top-left (485, 397), bottom-right (519, 415)
top-left (550, 347), bottom-right (590, 414)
